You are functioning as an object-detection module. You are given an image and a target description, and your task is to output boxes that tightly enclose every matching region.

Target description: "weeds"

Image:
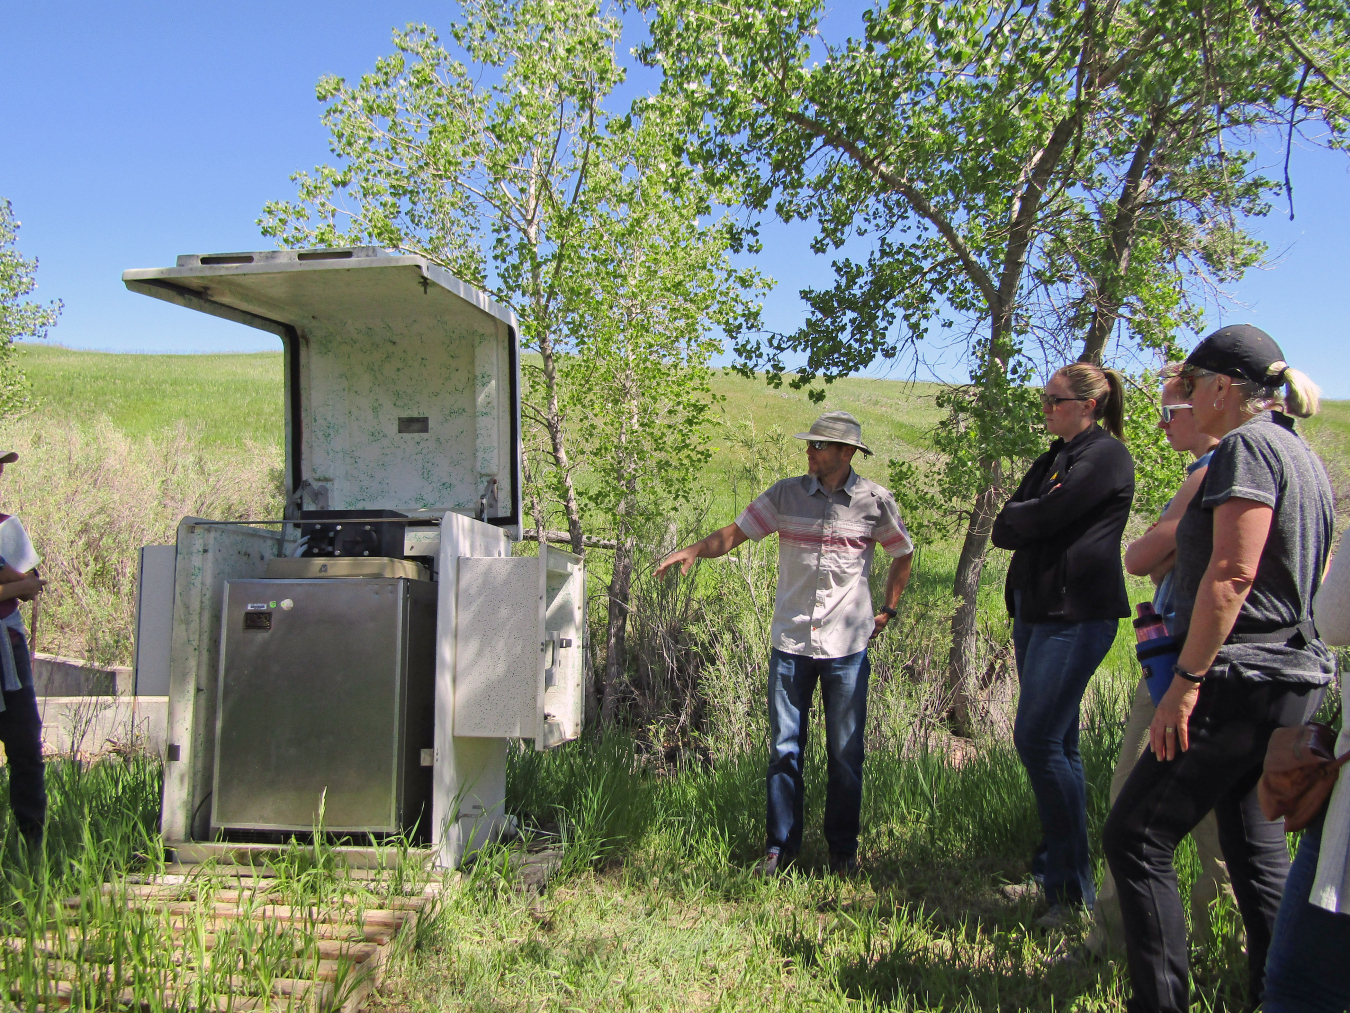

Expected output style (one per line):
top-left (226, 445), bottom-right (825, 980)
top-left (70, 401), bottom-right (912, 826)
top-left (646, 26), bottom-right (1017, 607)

top-left (0, 416), bottom-right (283, 666)
top-left (0, 755), bottom-right (437, 1012)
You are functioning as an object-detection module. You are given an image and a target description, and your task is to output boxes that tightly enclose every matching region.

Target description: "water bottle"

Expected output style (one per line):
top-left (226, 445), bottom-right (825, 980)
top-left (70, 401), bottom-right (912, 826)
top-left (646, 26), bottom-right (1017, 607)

top-left (1134, 602), bottom-right (1179, 704)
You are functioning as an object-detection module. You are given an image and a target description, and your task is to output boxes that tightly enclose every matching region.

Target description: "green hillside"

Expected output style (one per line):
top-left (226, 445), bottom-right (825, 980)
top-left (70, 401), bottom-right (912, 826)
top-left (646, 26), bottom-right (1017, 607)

top-left (17, 342), bottom-right (1348, 493)
top-left (17, 343), bottom-right (285, 447)
top-left (15, 344), bottom-right (942, 485)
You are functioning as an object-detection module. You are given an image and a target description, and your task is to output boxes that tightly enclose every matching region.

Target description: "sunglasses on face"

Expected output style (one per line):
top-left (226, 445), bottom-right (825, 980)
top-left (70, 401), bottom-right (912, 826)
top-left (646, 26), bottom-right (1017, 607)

top-left (806, 440), bottom-right (839, 451)
top-left (1039, 392), bottom-right (1089, 408)
top-left (1159, 403), bottom-right (1193, 424)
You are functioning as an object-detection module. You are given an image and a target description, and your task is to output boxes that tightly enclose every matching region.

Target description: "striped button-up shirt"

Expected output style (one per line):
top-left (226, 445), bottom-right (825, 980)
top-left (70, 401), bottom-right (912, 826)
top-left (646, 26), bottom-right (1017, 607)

top-left (736, 470), bottom-right (913, 658)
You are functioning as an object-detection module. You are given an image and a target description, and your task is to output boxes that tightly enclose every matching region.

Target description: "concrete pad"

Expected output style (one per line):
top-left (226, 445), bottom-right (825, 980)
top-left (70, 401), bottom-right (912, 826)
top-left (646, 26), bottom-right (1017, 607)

top-left (35, 695), bottom-right (168, 758)
top-left (31, 652), bottom-right (134, 696)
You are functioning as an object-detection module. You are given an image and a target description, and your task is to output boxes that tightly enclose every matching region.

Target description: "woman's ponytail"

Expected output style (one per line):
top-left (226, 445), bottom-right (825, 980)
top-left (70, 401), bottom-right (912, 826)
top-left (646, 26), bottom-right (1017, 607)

top-left (1282, 368), bottom-right (1321, 418)
top-left (1054, 362), bottom-right (1127, 440)
top-left (1100, 369), bottom-right (1126, 440)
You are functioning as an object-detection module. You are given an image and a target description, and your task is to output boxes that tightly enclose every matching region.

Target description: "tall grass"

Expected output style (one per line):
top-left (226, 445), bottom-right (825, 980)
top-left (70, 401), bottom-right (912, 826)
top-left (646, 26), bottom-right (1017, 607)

top-left (0, 416), bottom-right (284, 666)
top-left (0, 755), bottom-right (438, 1011)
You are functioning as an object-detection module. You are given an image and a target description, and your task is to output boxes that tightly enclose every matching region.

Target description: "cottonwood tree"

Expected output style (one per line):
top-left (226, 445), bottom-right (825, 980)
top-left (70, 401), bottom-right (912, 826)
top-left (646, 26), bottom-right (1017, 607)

top-left (559, 105), bottom-right (764, 722)
top-left (261, 1), bottom-right (625, 554)
top-left (0, 200), bottom-right (57, 419)
top-left (263, 3), bottom-right (767, 717)
top-left (645, 0), bottom-right (1348, 731)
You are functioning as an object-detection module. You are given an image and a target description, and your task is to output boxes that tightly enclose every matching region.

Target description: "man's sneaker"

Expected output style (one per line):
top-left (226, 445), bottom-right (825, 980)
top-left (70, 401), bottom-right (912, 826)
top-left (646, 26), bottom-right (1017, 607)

top-left (1042, 943), bottom-right (1103, 968)
top-left (999, 879), bottom-right (1041, 903)
top-left (828, 853), bottom-right (859, 876)
top-left (1035, 903), bottom-right (1088, 931)
top-left (756, 851), bottom-right (789, 877)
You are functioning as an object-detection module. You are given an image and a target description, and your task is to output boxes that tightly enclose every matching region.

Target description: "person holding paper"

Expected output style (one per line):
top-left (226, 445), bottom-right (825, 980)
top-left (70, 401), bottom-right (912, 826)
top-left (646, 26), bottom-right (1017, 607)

top-left (0, 449), bottom-right (48, 856)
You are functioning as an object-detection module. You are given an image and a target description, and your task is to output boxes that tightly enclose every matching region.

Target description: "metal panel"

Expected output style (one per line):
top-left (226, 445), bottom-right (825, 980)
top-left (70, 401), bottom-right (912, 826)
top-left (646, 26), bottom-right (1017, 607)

top-left (433, 514), bottom-right (511, 867)
top-left (539, 547), bottom-right (584, 749)
top-left (122, 250), bottom-right (521, 529)
top-left (162, 520), bottom-right (280, 844)
top-left (454, 556), bottom-right (542, 739)
top-left (134, 545), bottom-right (176, 696)
top-left (212, 577), bottom-right (431, 834)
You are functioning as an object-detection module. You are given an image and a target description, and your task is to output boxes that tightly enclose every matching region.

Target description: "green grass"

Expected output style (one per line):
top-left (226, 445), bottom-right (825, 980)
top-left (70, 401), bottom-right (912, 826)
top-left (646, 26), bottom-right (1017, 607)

top-left (368, 699), bottom-right (1246, 1013)
top-left (17, 343), bottom-right (284, 447)
top-left (0, 754), bottom-right (437, 1011)
top-left (8, 345), bottom-right (1341, 1011)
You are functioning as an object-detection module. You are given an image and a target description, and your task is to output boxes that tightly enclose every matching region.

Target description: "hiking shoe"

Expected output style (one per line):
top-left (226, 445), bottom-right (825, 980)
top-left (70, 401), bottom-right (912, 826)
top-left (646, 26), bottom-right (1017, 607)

top-left (1042, 943), bottom-right (1104, 968)
top-left (1035, 903), bottom-right (1088, 931)
top-left (999, 880), bottom-right (1041, 903)
top-left (755, 851), bottom-right (790, 877)
top-left (828, 853), bottom-right (859, 877)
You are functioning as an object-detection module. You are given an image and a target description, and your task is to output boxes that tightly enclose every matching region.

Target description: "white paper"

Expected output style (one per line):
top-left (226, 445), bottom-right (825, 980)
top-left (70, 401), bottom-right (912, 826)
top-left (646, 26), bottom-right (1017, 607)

top-left (0, 516), bottom-right (41, 574)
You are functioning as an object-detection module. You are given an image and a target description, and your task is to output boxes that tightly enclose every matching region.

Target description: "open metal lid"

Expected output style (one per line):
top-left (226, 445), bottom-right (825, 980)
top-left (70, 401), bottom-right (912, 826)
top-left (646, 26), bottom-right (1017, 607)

top-left (123, 246), bottom-right (517, 336)
top-left (123, 248), bottom-right (521, 531)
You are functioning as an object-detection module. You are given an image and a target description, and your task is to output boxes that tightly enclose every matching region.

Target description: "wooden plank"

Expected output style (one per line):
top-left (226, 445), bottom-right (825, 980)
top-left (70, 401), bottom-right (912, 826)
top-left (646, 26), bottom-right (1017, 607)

top-left (13, 872), bottom-right (442, 1013)
top-left (8, 963), bottom-right (334, 1008)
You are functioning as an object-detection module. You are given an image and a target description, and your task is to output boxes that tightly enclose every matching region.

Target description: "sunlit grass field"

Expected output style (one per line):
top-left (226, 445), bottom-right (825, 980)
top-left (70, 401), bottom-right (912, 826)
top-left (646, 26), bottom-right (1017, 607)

top-left (5, 342), bottom-right (1345, 1011)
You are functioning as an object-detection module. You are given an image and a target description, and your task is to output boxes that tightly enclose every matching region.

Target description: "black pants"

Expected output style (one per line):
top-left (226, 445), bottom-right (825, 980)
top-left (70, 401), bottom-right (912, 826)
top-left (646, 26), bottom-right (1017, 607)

top-left (1103, 678), bottom-right (1322, 1013)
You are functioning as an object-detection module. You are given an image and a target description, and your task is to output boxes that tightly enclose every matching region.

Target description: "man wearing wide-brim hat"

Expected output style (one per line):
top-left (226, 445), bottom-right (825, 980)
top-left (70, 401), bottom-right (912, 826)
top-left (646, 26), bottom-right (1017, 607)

top-left (657, 411), bottom-right (914, 875)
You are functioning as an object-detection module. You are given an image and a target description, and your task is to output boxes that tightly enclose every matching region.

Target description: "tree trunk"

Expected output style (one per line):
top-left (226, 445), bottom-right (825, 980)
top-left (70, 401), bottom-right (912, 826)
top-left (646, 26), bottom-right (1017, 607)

top-left (601, 529), bottom-right (635, 726)
top-left (944, 458), bottom-right (1003, 735)
top-left (533, 327), bottom-right (586, 556)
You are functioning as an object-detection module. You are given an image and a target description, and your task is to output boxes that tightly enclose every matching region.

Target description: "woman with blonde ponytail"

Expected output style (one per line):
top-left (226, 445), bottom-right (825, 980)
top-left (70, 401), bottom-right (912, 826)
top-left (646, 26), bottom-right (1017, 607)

top-left (1103, 324), bottom-right (1336, 1013)
top-left (991, 360), bottom-right (1135, 927)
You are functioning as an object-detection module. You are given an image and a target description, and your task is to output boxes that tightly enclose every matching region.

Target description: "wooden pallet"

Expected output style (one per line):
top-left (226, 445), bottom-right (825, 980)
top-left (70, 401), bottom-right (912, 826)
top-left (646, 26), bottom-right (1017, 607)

top-left (5, 865), bottom-right (441, 1013)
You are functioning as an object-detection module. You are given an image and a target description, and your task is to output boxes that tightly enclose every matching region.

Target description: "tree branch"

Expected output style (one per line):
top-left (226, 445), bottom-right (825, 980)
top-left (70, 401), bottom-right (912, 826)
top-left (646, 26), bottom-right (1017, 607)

top-left (781, 110), bottom-right (999, 311)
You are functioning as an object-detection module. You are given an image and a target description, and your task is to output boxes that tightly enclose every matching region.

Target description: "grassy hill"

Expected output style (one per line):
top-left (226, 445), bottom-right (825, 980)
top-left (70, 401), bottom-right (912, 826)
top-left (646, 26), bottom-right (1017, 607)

top-left (17, 341), bottom-right (1349, 493)
top-left (17, 343), bottom-right (285, 447)
top-left (15, 344), bottom-right (944, 488)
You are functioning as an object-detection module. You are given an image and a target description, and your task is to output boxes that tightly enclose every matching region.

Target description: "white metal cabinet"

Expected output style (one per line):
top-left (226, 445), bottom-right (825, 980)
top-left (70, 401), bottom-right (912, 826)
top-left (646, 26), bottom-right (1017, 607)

top-left (454, 545), bottom-right (584, 749)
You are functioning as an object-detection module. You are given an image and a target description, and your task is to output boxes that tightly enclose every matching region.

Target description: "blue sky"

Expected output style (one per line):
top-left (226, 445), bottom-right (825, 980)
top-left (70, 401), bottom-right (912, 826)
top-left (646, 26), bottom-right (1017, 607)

top-left (3, 2), bottom-right (1348, 394)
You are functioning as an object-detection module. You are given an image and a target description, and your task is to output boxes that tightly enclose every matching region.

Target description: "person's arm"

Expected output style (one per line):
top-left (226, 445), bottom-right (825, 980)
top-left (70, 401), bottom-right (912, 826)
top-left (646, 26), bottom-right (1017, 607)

top-left (1149, 497), bottom-right (1272, 760)
top-left (1124, 465), bottom-right (1208, 577)
top-left (0, 563), bottom-right (45, 601)
top-left (994, 441), bottom-right (1132, 546)
top-left (871, 551), bottom-right (914, 639)
top-left (1314, 550), bottom-right (1350, 646)
top-left (990, 456), bottom-right (1048, 550)
top-left (655, 523), bottom-right (750, 578)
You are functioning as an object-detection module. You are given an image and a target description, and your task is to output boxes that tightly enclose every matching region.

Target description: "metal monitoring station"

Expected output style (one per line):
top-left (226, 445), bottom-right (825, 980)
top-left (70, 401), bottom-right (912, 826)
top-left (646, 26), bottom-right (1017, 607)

top-left (124, 247), bottom-right (585, 868)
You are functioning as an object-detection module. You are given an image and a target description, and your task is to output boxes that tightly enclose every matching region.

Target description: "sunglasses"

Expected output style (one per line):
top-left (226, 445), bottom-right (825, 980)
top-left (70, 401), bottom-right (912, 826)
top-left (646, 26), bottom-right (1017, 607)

top-left (806, 440), bottom-right (839, 451)
top-left (1039, 392), bottom-right (1089, 408)
top-left (1159, 403), bottom-right (1193, 424)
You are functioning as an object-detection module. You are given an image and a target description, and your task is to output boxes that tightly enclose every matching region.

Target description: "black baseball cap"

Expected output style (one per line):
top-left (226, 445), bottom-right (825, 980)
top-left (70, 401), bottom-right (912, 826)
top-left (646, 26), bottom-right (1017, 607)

top-left (1184, 324), bottom-right (1288, 387)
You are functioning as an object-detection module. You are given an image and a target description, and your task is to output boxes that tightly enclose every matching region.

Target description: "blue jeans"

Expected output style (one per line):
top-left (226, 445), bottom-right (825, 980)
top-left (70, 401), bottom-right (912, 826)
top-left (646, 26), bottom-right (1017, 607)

top-left (0, 637), bottom-right (44, 846)
top-left (1013, 606), bottom-right (1117, 907)
top-left (1263, 812), bottom-right (1350, 1012)
top-left (766, 648), bottom-right (869, 858)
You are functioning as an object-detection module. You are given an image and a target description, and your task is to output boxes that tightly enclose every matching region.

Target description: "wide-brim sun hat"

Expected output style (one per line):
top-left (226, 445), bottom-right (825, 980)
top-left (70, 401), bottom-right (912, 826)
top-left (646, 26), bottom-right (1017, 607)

top-left (795, 411), bottom-right (872, 456)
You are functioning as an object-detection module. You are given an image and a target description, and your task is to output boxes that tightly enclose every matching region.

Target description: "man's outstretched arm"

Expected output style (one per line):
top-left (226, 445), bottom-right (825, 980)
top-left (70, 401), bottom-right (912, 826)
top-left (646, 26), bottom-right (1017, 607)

top-left (654, 523), bottom-right (750, 578)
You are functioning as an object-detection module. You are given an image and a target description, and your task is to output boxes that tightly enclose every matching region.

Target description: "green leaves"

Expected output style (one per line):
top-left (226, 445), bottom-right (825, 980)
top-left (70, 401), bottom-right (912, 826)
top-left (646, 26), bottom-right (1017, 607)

top-left (263, 0), bottom-right (767, 547)
top-left (0, 199), bottom-right (54, 420)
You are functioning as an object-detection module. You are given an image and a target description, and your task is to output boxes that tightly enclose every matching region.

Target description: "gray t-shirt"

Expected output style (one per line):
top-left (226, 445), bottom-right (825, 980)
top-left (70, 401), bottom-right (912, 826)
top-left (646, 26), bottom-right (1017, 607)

top-left (1171, 411), bottom-right (1336, 685)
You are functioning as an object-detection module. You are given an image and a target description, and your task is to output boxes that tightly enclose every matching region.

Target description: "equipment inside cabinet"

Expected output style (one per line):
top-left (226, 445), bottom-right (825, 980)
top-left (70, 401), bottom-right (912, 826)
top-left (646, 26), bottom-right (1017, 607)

top-left (124, 247), bottom-right (585, 868)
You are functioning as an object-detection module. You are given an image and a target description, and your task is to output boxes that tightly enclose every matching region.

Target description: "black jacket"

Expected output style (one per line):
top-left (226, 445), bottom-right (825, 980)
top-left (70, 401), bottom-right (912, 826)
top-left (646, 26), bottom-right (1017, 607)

top-left (992, 424), bottom-right (1135, 623)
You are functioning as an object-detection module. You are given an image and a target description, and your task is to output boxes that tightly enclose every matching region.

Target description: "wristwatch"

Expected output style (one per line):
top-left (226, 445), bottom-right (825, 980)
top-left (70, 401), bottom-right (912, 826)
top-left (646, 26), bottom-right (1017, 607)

top-left (1172, 663), bottom-right (1205, 684)
top-left (879, 606), bottom-right (898, 619)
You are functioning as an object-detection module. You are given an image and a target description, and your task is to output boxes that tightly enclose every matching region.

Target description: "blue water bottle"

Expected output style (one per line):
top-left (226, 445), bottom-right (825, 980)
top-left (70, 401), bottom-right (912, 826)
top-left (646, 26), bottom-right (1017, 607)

top-left (1134, 602), bottom-right (1179, 705)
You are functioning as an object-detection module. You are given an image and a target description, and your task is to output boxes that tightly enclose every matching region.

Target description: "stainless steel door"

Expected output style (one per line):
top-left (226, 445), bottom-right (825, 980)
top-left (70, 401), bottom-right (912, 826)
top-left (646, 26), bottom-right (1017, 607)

top-left (213, 578), bottom-right (410, 833)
